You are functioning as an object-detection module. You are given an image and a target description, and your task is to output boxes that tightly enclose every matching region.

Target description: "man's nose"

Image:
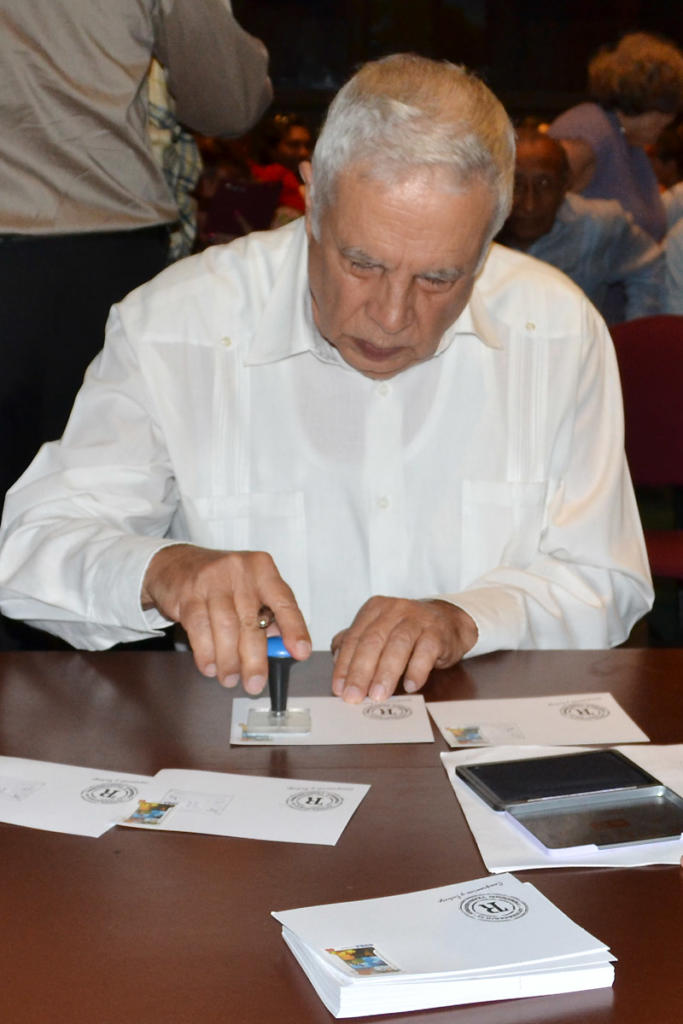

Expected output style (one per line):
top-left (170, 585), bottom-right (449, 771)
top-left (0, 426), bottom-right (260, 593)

top-left (366, 277), bottom-right (414, 335)
top-left (519, 182), bottom-right (537, 213)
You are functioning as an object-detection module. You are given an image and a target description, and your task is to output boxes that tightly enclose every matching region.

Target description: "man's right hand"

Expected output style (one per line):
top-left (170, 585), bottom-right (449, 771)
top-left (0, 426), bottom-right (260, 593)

top-left (141, 545), bottom-right (312, 692)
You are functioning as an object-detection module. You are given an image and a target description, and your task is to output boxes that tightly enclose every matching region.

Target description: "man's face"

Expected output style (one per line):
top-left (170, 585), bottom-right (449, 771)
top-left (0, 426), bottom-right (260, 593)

top-left (505, 138), bottom-right (567, 249)
top-left (303, 165), bottom-right (494, 379)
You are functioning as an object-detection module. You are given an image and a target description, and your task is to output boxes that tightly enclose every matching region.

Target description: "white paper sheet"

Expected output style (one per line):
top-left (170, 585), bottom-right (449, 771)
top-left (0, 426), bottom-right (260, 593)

top-left (119, 767), bottom-right (370, 845)
top-left (230, 694), bottom-right (434, 745)
top-left (0, 756), bottom-right (152, 837)
top-left (427, 692), bottom-right (648, 747)
top-left (441, 744), bottom-right (683, 871)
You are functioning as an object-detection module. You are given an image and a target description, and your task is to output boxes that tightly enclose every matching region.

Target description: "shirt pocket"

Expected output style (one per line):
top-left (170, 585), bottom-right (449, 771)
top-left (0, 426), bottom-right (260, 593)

top-left (460, 480), bottom-right (548, 585)
top-left (180, 490), bottom-right (311, 620)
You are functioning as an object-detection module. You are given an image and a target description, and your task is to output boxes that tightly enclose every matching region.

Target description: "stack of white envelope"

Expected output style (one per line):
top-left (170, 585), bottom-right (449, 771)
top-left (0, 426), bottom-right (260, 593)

top-left (272, 872), bottom-right (615, 1018)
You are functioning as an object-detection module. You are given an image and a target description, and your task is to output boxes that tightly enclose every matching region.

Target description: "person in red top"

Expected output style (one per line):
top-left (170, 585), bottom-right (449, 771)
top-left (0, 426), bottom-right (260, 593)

top-left (250, 113), bottom-right (314, 217)
top-left (258, 114), bottom-right (313, 177)
top-left (250, 161), bottom-right (305, 214)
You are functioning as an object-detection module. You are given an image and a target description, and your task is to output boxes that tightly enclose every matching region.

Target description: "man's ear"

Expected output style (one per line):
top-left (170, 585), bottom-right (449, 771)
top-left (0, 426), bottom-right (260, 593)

top-left (299, 160), bottom-right (314, 236)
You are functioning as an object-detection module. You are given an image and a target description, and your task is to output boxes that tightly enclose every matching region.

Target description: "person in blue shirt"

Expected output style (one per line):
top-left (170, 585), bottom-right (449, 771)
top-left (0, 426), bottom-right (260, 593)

top-left (497, 128), bottom-right (664, 324)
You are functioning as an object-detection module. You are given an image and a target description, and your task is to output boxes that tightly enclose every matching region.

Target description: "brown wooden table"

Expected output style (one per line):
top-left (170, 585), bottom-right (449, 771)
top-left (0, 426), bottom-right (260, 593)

top-left (0, 648), bottom-right (681, 1023)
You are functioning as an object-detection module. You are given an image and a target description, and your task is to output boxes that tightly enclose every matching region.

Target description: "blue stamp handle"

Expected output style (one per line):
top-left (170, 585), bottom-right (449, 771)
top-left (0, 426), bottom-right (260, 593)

top-left (267, 635), bottom-right (293, 714)
top-left (267, 636), bottom-right (291, 659)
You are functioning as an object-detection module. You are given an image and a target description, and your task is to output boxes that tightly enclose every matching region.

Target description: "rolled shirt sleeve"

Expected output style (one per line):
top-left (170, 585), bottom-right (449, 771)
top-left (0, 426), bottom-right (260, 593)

top-left (154, 0), bottom-right (273, 136)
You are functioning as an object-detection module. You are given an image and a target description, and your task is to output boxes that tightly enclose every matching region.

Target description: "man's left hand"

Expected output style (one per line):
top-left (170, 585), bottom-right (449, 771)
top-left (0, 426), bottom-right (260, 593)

top-left (330, 597), bottom-right (478, 703)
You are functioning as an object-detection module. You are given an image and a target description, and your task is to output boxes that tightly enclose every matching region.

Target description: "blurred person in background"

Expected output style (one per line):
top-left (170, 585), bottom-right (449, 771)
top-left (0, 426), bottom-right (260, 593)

top-left (648, 118), bottom-right (683, 191)
top-left (250, 113), bottom-right (315, 223)
top-left (497, 128), bottom-right (663, 323)
top-left (258, 113), bottom-right (313, 179)
top-left (194, 114), bottom-right (315, 246)
top-left (549, 32), bottom-right (683, 242)
top-left (656, 123), bottom-right (683, 229)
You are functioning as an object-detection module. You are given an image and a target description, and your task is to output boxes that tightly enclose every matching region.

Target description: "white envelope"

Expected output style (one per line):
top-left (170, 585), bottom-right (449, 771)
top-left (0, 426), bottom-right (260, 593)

top-left (427, 692), bottom-right (648, 747)
top-left (0, 756), bottom-right (151, 837)
top-left (119, 767), bottom-right (370, 846)
top-left (230, 694), bottom-right (434, 745)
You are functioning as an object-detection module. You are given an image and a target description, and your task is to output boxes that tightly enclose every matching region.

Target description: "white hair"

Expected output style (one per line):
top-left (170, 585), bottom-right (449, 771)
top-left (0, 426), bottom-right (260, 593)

top-left (308, 53), bottom-right (515, 252)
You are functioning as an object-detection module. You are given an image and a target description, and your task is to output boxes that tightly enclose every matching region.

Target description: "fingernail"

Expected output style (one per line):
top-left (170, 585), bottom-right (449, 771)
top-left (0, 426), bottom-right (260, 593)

top-left (245, 674), bottom-right (266, 695)
top-left (332, 676), bottom-right (345, 696)
top-left (370, 683), bottom-right (388, 702)
top-left (294, 640), bottom-right (312, 659)
top-left (205, 663), bottom-right (217, 678)
top-left (221, 673), bottom-right (239, 689)
top-left (404, 679), bottom-right (419, 693)
top-left (343, 684), bottom-right (364, 704)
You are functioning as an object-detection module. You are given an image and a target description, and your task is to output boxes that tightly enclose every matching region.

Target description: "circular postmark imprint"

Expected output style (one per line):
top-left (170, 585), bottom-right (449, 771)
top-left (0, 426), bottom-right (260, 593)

top-left (362, 703), bottom-right (412, 720)
top-left (81, 782), bottom-right (139, 804)
top-left (286, 790), bottom-right (343, 811)
top-left (560, 701), bottom-right (609, 720)
top-left (460, 894), bottom-right (528, 923)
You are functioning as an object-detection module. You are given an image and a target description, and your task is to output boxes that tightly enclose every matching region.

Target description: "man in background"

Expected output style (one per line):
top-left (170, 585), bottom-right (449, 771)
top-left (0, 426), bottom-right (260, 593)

top-left (497, 128), bottom-right (663, 324)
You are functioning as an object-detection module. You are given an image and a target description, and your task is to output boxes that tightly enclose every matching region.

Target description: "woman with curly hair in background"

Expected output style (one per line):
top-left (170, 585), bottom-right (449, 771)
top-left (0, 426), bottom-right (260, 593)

top-left (549, 32), bottom-right (683, 241)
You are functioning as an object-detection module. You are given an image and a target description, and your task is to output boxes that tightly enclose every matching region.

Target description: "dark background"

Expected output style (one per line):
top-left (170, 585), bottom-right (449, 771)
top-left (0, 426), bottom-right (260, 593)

top-left (232, 0), bottom-right (683, 125)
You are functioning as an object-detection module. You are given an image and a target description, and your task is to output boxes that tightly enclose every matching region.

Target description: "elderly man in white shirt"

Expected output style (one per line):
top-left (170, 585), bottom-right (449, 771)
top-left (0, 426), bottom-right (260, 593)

top-left (0, 55), bottom-right (652, 704)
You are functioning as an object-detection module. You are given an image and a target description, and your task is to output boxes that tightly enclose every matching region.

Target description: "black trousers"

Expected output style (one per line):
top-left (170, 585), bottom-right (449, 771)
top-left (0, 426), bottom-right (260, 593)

top-left (0, 225), bottom-right (170, 650)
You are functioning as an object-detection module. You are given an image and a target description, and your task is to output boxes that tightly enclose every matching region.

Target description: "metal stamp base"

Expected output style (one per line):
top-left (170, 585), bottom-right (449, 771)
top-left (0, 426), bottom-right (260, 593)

top-left (245, 706), bottom-right (312, 736)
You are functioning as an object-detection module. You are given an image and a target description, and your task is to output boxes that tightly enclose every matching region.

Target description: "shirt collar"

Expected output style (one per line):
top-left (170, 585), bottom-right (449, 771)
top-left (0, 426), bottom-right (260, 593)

top-left (436, 261), bottom-right (503, 353)
top-left (246, 223), bottom-right (502, 367)
top-left (246, 220), bottom-right (314, 366)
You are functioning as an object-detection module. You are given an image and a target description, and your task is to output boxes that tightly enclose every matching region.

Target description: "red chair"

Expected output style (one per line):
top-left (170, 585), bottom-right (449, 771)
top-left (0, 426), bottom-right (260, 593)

top-left (610, 316), bottom-right (683, 629)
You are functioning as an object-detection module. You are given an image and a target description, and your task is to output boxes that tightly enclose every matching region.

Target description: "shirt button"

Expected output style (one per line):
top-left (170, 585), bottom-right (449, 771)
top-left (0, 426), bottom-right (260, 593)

top-left (376, 495), bottom-right (390, 509)
top-left (376, 382), bottom-right (390, 396)
top-left (221, 336), bottom-right (232, 348)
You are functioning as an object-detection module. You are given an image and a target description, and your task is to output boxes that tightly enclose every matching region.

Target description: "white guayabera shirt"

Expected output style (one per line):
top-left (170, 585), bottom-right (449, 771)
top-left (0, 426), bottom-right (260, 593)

top-left (0, 220), bottom-right (652, 653)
